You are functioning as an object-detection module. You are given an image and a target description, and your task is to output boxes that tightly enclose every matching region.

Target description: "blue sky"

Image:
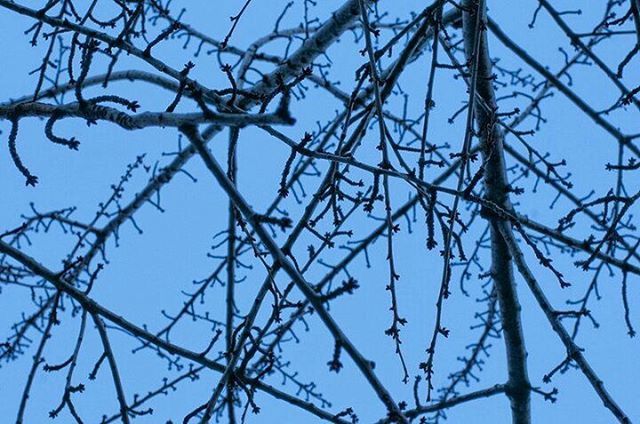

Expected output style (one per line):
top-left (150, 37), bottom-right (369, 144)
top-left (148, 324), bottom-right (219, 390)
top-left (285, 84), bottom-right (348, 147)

top-left (0, 1), bottom-right (638, 423)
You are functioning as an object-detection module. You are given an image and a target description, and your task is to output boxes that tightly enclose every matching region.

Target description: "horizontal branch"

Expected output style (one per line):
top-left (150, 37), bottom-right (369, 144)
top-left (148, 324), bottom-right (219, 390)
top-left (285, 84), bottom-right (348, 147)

top-left (0, 101), bottom-right (294, 130)
top-left (262, 126), bottom-right (640, 276)
top-left (375, 384), bottom-right (507, 423)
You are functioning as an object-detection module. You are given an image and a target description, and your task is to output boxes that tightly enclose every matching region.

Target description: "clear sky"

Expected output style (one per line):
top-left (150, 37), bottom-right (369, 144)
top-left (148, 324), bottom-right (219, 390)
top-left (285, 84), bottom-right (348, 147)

top-left (0, 1), bottom-right (638, 423)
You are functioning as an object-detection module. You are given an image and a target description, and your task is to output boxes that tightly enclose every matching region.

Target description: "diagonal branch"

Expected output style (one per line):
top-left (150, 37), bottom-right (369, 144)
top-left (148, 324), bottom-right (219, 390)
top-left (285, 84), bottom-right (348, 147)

top-left (376, 384), bottom-right (507, 424)
top-left (487, 18), bottom-right (639, 157)
top-left (0, 239), bottom-right (353, 424)
top-left (90, 313), bottom-right (131, 424)
top-left (497, 221), bottom-right (631, 423)
top-left (182, 125), bottom-right (408, 422)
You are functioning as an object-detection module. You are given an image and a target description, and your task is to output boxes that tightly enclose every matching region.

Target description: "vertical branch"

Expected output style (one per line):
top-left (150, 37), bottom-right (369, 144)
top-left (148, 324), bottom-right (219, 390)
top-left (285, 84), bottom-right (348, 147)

top-left (497, 221), bottom-right (631, 423)
top-left (91, 313), bottom-right (131, 424)
top-left (358, 0), bottom-right (409, 383)
top-left (198, 130), bottom-right (241, 424)
top-left (422, 4), bottom-right (482, 401)
top-left (225, 128), bottom-right (239, 424)
top-left (419, 8), bottom-right (442, 181)
top-left (461, 1), bottom-right (531, 423)
top-left (16, 300), bottom-right (57, 424)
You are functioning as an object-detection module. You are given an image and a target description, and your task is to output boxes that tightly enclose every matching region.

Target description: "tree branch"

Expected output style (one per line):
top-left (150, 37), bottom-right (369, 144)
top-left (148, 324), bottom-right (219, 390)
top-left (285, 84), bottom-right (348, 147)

top-left (462, 1), bottom-right (531, 422)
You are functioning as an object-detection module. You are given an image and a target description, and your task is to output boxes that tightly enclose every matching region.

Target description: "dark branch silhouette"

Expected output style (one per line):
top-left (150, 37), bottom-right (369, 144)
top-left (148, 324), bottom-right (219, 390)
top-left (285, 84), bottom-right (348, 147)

top-left (0, 0), bottom-right (638, 423)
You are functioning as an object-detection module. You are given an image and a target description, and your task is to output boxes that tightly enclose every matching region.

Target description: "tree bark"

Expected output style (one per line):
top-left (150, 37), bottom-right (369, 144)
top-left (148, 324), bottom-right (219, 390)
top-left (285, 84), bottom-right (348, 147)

top-left (461, 1), bottom-right (532, 423)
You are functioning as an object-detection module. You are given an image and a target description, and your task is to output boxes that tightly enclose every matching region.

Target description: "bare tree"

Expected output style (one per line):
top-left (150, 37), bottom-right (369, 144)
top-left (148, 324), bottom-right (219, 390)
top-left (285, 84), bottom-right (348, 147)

top-left (0, 0), bottom-right (638, 423)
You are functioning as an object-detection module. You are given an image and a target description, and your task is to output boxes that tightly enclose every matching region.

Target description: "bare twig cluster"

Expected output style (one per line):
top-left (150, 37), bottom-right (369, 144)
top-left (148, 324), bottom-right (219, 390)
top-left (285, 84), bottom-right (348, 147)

top-left (0, 0), bottom-right (638, 423)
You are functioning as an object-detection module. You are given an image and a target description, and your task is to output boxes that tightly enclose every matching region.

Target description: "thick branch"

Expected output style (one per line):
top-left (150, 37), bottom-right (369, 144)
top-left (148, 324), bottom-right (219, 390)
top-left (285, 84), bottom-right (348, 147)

top-left (462, 2), bottom-right (531, 423)
top-left (0, 101), bottom-right (294, 129)
top-left (497, 221), bottom-right (631, 423)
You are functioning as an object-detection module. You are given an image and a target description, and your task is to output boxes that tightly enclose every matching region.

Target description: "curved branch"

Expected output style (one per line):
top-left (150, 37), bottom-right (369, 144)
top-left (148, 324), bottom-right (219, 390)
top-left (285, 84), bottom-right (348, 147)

top-left (0, 101), bottom-right (294, 129)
